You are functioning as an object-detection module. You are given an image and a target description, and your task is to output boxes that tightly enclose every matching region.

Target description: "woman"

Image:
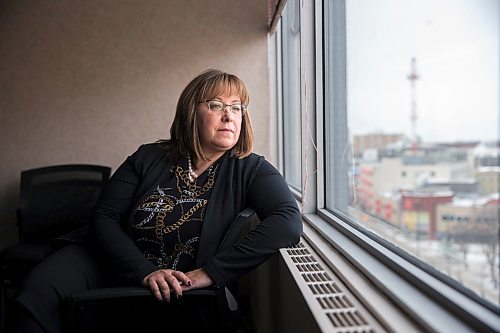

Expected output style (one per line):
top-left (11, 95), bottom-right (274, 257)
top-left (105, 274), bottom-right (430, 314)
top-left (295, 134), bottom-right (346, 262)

top-left (10, 69), bottom-right (302, 332)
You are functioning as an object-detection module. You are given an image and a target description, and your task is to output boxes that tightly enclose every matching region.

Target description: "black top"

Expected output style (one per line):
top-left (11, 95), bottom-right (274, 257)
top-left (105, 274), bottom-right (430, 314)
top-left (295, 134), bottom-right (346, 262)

top-left (90, 143), bottom-right (302, 288)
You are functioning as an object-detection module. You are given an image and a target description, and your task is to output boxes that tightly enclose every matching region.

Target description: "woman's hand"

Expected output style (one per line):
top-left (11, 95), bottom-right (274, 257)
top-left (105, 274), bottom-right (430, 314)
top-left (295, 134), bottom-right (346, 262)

top-left (182, 268), bottom-right (213, 291)
top-left (142, 269), bottom-right (192, 302)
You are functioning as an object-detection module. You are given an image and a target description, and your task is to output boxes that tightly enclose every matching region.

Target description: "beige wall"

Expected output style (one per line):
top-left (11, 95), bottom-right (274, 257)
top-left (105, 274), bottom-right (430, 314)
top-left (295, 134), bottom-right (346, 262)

top-left (476, 169), bottom-right (500, 195)
top-left (0, 0), bottom-right (271, 224)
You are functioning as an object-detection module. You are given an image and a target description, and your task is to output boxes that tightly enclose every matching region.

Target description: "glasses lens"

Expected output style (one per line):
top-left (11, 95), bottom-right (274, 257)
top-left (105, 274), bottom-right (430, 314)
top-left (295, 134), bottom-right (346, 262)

top-left (208, 101), bottom-right (224, 112)
top-left (231, 104), bottom-right (242, 114)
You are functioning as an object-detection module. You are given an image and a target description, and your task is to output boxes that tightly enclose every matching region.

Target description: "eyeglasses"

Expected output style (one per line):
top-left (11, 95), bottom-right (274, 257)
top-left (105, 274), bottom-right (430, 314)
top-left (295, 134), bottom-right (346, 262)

top-left (199, 100), bottom-right (247, 116)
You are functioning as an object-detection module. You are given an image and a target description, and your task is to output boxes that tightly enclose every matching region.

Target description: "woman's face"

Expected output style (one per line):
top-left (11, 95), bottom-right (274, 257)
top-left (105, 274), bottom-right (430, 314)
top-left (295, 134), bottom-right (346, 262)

top-left (196, 93), bottom-right (243, 159)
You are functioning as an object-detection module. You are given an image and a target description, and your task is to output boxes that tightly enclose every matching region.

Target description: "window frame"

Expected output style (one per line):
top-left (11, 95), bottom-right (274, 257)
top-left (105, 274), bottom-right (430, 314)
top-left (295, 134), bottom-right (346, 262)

top-left (280, 0), bottom-right (304, 192)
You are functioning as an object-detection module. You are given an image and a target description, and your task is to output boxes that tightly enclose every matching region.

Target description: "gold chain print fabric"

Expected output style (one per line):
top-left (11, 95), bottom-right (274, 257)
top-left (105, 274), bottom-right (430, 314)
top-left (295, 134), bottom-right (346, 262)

top-left (130, 161), bottom-right (219, 271)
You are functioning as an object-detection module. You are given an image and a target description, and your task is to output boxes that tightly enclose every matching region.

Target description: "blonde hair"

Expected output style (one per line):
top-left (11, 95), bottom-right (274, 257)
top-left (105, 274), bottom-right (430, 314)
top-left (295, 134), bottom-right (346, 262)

top-left (166, 69), bottom-right (254, 163)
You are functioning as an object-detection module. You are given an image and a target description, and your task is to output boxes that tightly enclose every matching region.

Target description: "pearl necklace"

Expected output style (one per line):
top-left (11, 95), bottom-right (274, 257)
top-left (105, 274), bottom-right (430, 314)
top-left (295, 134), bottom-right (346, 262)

top-left (187, 155), bottom-right (198, 183)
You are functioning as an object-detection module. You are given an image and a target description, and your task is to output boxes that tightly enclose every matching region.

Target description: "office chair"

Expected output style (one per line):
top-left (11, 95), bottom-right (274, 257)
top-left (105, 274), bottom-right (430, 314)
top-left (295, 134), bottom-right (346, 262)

top-left (0, 164), bottom-right (111, 288)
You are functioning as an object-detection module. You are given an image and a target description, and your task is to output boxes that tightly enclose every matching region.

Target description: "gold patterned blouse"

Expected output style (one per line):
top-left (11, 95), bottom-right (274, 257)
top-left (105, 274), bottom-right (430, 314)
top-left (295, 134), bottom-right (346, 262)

top-left (129, 158), bottom-right (219, 271)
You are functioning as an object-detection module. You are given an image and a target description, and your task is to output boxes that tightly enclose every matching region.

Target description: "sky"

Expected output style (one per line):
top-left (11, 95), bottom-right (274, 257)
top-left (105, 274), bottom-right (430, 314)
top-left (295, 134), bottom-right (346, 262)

top-left (346, 0), bottom-right (499, 143)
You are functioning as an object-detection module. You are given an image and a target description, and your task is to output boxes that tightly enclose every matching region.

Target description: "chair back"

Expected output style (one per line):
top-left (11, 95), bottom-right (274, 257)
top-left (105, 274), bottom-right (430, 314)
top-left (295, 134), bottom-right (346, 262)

top-left (18, 164), bottom-right (111, 242)
top-left (216, 207), bottom-right (258, 254)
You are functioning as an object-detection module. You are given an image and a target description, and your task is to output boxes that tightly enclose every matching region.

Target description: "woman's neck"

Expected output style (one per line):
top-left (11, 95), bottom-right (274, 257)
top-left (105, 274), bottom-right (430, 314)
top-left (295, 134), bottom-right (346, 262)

top-left (192, 151), bottom-right (225, 175)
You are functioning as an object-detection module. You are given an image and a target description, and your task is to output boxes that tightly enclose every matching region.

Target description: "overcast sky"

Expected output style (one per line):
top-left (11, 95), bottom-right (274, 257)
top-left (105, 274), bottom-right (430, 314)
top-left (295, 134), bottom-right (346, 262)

top-left (346, 0), bottom-right (499, 143)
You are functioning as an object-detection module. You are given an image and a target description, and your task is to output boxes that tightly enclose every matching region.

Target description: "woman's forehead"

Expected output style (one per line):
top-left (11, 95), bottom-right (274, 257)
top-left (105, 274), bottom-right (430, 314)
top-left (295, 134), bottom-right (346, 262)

top-left (204, 87), bottom-right (243, 99)
top-left (199, 77), bottom-right (248, 103)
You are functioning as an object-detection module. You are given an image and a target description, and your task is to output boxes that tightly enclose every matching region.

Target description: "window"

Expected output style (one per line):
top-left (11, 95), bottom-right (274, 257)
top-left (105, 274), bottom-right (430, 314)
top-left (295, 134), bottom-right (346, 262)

top-left (273, 0), bottom-right (499, 328)
top-left (341, 0), bottom-right (499, 307)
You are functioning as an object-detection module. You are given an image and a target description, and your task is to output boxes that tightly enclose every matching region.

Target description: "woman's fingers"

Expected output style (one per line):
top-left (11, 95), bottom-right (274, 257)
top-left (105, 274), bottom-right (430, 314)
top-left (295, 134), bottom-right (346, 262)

top-left (183, 268), bottom-right (213, 290)
top-left (165, 273), bottom-right (183, 300)
top-left (147, 277), bottom-right (166, 302)
top-left (156, 278), bottom-right (172, 302)
top-left (171, 270), bottom-right (192, 287)
top-left (143, 269), bottom-right (187, 302)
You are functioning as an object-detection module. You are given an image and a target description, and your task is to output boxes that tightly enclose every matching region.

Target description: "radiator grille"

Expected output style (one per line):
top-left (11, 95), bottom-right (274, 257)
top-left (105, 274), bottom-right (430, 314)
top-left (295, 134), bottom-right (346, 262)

top-left (287, 242), bottom-right (378, 333)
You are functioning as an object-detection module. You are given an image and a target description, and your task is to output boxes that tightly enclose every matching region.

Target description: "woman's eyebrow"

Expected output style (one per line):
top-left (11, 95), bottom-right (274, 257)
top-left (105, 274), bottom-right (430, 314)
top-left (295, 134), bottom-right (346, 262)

top-left (213, 97), bottom-right (242, 103)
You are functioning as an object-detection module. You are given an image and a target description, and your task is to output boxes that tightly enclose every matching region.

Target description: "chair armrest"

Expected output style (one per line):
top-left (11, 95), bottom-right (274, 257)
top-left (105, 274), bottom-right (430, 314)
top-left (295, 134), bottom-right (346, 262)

top-left (65, 286), bottom-right (225, 333)
top-left (69, 286), bottom-right (219, 302)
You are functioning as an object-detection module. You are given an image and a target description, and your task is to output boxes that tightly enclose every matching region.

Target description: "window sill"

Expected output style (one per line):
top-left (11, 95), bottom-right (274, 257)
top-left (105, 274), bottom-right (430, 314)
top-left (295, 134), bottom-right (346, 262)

top-left (302, 211), bottom-right (500, 333)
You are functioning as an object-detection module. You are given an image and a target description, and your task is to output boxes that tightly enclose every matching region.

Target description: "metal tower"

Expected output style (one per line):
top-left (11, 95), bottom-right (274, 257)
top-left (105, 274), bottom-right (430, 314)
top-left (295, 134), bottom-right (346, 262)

top-left (407, 57), bottom-right (420, 154)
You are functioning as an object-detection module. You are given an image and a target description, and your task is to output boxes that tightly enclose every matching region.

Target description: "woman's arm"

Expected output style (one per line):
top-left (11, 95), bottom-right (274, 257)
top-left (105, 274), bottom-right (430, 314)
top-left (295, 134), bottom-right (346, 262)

top-left (202, 159), bottom-right (302, 287)
top-left (89, 146), bottom-right (158, 285)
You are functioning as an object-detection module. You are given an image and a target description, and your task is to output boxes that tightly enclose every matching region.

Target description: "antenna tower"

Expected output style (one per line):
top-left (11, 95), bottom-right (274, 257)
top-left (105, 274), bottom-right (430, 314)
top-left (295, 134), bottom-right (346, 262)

top-left (407, 57), bottom-right (420, 154)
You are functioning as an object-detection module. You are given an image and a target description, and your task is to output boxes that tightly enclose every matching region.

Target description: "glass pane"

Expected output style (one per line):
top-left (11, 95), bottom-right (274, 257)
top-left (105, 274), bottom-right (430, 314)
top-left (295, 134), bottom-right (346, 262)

top-left (282, 0), bottom-right (302, 191)
top-left (337, 0), bottom-right (499, 305)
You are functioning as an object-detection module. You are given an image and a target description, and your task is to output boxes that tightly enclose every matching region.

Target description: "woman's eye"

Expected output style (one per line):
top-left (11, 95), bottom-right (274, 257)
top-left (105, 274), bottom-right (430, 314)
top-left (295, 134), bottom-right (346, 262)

top-left (211, 102), bottom-right (223, 110)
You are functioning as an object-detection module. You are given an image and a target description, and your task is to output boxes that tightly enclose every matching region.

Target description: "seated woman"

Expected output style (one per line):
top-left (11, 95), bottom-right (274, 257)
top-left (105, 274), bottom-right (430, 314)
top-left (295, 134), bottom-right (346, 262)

top-left (9, 69), bottom-right (302, 333)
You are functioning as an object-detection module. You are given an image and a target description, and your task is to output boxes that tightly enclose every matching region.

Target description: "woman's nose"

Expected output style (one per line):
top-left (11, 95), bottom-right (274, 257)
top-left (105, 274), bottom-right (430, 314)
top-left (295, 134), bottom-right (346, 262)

top-left (221, 108), bottom-right (233, 122)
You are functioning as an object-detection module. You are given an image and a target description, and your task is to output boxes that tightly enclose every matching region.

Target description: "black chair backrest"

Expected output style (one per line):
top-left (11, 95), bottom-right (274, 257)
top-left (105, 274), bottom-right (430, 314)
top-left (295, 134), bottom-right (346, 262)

top-left (18, 164), bottom-right (111, 242)
top-left (216, 207), bottom-right (258, 254)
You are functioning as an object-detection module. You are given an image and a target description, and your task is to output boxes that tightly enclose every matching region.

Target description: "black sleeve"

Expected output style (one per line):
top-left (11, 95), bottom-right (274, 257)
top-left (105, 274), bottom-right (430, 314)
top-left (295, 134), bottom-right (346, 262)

top-left (203, 159), bottom-right (302, 287)
top-left (89, 146), bottom-right (158, 285)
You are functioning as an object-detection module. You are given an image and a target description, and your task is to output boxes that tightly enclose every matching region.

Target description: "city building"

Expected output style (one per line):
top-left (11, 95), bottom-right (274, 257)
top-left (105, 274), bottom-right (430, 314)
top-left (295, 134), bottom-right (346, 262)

top-left (400, 190), bottom-right (454, 239)
top-left (436, 194), bottom-right (500, 243)
top-left (352, 132), bottom-right (404, 159)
